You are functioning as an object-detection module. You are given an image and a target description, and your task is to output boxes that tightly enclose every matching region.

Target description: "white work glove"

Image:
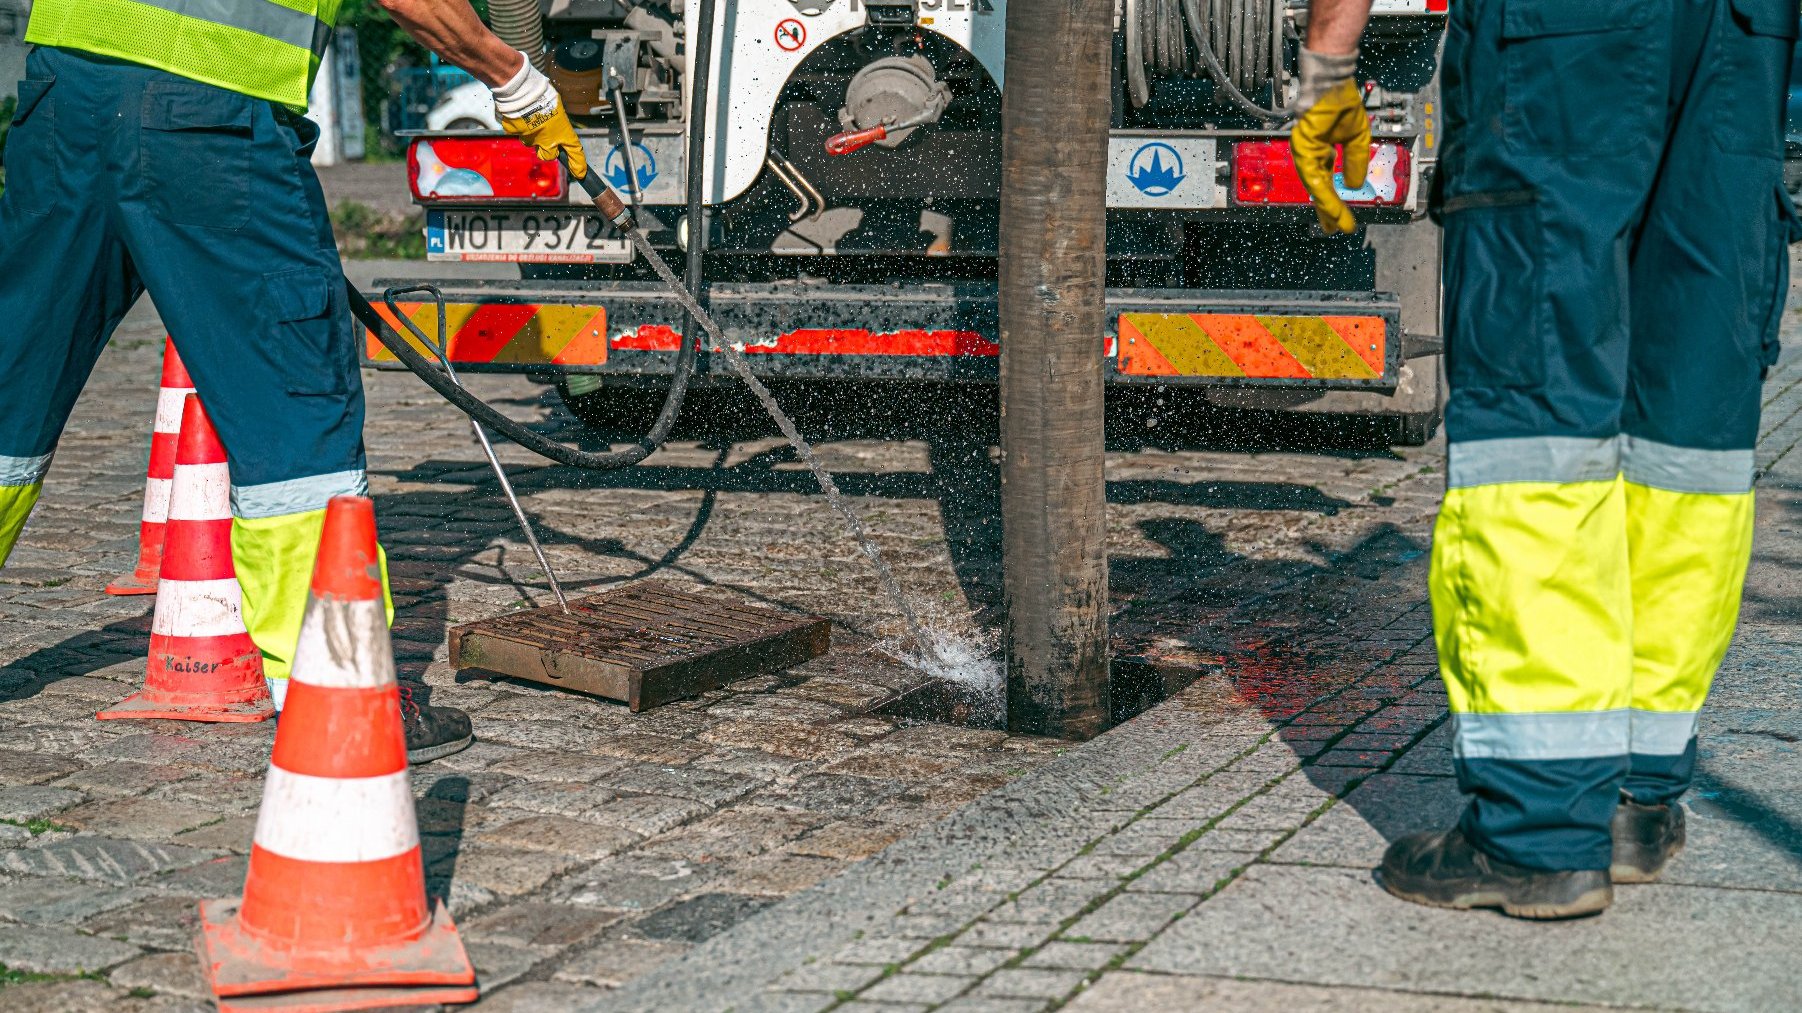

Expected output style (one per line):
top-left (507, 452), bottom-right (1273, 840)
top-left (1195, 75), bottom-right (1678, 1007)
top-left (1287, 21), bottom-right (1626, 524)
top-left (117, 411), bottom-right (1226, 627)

top-left (491, 52), bottom-right (589, 178)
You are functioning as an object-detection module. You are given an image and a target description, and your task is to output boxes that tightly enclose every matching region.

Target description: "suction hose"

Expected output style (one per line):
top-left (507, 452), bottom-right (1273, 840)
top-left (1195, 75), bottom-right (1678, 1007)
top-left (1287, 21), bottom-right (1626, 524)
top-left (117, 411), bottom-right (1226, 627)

top-left (345, 0), bottom-right (720, 473)
top-left (488, 0), bottom-right (549, 70)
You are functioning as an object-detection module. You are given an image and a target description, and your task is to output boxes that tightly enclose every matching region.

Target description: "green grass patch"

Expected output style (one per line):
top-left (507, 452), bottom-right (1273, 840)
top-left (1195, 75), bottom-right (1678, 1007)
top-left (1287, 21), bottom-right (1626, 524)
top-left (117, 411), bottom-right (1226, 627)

top-left (330, 201), bottom-right (427, 260)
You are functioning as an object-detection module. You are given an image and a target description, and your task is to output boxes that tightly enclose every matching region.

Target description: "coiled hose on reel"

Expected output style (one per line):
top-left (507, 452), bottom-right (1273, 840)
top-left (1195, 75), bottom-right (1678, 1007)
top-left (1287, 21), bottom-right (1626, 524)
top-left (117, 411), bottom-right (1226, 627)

top-left (1125, 0), bottom-right (1293, 121)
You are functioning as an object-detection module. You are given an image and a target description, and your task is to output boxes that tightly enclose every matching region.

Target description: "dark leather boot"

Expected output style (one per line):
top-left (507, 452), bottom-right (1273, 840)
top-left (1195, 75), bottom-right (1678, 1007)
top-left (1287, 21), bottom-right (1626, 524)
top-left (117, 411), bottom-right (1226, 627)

top-left (1611, 796), bottom-right (1685, 884)
top-left (400, 684), bottom-right (475, 764)
top-left (1377, 827), bottom-right (1612, 919)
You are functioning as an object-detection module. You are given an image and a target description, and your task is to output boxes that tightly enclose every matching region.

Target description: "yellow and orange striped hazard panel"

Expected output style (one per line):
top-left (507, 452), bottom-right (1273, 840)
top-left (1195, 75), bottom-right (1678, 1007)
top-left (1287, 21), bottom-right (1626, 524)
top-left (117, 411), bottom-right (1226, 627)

top-left (1117, 312), bottom-right (1386, 380)
top-left (364, 302), bottom-right (609, 367)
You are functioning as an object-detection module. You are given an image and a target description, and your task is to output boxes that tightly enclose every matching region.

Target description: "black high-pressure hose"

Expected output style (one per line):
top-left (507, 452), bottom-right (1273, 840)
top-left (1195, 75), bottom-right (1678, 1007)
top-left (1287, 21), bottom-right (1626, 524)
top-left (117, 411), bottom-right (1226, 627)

top-left (344, 0), bottom-right (719, 472)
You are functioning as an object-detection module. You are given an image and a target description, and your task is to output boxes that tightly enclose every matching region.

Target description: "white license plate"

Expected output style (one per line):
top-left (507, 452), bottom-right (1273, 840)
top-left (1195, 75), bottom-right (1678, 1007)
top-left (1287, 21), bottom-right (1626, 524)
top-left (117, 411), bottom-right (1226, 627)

top-left (425, 210), bottom-right (631, 264)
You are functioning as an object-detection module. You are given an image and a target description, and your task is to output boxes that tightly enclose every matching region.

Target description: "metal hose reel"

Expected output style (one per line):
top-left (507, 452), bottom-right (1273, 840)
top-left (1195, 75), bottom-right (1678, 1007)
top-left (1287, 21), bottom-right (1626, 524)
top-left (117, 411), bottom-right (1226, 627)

top-left (1125, 0), bottom-right (1290, 119)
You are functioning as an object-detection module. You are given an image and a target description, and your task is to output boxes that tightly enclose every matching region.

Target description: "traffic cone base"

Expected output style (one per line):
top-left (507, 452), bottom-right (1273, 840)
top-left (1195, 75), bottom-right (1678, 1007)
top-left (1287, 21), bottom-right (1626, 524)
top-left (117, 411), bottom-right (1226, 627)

top-left (199, 496), bottom-right (473, 1011)
top-left (205, 982), bottom-right (481, 1013)
top-left (102, 396), bottom-right (273, 723)
top-left (196, 897), bottom-right (477, 1003)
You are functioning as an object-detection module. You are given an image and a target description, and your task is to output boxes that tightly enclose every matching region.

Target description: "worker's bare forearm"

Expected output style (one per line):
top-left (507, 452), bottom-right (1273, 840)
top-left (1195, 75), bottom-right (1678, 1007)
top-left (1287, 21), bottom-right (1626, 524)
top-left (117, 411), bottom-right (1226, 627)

top-left (1305, 0), bottom-right (1373, 54)
top-left (377, 0), bottom-right (523, 88)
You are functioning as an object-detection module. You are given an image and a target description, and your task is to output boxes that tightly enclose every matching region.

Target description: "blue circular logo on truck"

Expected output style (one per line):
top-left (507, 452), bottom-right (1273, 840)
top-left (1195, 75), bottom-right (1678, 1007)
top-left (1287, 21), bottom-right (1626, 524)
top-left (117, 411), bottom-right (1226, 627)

top-left (605, 142), bottom-right (658, 194)
top-left (1127, 142), bottom-right (1186, 197)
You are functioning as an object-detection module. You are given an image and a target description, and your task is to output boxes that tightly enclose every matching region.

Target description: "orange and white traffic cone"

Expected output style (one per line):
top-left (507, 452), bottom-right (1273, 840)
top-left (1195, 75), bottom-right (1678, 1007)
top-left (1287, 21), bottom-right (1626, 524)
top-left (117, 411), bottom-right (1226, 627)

top-left (107, 337), bottom-right (195, 596)
top-left (98, 395), bottom-right (273, 723)
top-left (196, 495), bottom-right (477, 1012)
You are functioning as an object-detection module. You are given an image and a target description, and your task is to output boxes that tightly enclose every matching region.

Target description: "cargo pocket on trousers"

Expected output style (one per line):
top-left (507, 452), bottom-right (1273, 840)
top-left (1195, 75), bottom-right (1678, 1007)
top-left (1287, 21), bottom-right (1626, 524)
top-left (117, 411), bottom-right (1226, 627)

top-left (1442, 191), bottom-right (1546, 391)
top-left (141, 83), bottom-right (256, 230)
top-left (263, 269), bottom-right (352, 397)
top-left (1714, 0), bottom-right (1799, 158)
top-left (5, 77), bottom-right (57, 216)
top-left (1501, 0), bottom-right (1658, 156)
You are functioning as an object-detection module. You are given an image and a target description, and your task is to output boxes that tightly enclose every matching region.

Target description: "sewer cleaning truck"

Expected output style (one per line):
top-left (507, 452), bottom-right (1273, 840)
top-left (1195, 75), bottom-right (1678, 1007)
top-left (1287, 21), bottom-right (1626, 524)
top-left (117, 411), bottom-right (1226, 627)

top-left (365, 0), bottom-right (1448, 445)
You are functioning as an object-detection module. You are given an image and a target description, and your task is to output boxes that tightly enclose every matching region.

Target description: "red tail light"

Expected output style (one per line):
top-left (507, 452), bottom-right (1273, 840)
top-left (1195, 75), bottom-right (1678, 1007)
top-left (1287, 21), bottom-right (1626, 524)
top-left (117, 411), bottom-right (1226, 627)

top-left (1233, 140), bottom-right (1412, 207)
top-left (408, 138), bottom-right (566, 203)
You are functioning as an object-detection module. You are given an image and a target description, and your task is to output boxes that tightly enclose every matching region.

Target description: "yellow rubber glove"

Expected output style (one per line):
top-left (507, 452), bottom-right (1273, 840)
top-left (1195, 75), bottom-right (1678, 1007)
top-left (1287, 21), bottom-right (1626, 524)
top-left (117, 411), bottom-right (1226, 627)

top-left (1290, 49), bottom-right (1371, 235)
top-left (492, 53), bottom-right (589, 179)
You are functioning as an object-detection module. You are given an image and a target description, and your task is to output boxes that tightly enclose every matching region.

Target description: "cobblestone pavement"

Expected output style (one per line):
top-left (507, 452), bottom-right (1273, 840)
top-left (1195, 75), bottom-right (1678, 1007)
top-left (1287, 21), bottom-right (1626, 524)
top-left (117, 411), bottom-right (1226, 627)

top-left (5, 260), bottom-right (1799, 1010)
top-left (0, 261), bottom-right (1446, 1010)
top-left (596, 352), bottom-right (1802, 1009)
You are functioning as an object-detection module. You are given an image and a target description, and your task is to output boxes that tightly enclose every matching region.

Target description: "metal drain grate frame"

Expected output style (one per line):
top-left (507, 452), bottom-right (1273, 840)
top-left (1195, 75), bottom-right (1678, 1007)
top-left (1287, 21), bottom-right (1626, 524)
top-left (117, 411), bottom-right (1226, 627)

top-left (447, 580), bottom-right (832, 711)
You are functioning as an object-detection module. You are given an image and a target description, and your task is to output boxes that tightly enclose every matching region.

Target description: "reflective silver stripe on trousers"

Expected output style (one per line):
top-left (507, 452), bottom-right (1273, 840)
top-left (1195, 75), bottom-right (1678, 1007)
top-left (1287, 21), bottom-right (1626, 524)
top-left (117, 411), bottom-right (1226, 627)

top-left (126, 0), bottom-right (326, 54)
top-left (1621, 435), bottom-right (1754, 496)
top-left (1446, 436), bottom-right (1620, 489)
top-left (0, 453), bottom-right (54, 486)
top-left (1630, 710), bottom-right (1700, 756)
top-left (1452, 710), bottom-right (1631, 761)
top-left (231, 469), bottom-right (367, 519)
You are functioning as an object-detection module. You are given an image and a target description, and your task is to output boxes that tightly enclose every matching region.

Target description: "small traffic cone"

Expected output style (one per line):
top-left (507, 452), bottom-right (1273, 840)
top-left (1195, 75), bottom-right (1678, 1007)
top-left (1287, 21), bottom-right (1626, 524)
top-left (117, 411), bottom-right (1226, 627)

top-left (98, 396), bottom-right (273, 723)
top-left (196, 496), bottom-right (477, 1012)
top-left (107, 337), bottom-right (195, 595)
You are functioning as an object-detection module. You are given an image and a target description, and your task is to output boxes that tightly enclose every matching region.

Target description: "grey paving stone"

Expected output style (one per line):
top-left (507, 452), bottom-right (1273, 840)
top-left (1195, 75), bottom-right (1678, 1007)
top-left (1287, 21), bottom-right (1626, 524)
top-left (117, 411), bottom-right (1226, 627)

top-left (0, 979), bottom-right (149, 1012)
top-left (0, 836), bottom-right (212, 884)
top-left (585, 792), bottom-right (711, 837)
top-left (936, 1000), bottom-right (1049, 1013)
top-left (1065, 971), bottom-right (1613, 1012)
top-left (469, 940), bottom-right (547, 993)
top-left (107, 951), bottom-right (211, 1000)
top-left (772, 959), bottom-right (887, 994)
top-left (552, 937), bottom-right (691, 987)
top-left (1124, 849), bottom-right (1257, 894)
top-left (53, 761), bottom-right (196, 800)
top-left (1130, 865), bottom-right (1802, 1012)
top-left (1267, 774), bottom-right (1462, 868)
top-left (0, 747), bottom-right (83, 786)
top-left (606, 764), bottom-right (763, 806)
top-left (470, 813), bottom-right (643, 860)
top-left (1085, 818), bottom-right (1197, 857)
top-left (80, 894), bottom-right (204, 951)
top-left (468, 981), bottom-right (610, 1011)
top-left (987, 878), bottom-right (1111, 925)
top-left (632, 892), bottom-right (777, 944)
top-left (488, 749), bottom-right (629, 783)
top-left (55, 796), bottom-right (220, 840)
top-left (0, 924), bottom-right (140, 973)
top-left (0, 877), bottom-right (148, 925)
top-left (485, 779), bottom-right (618, 818)
top-left (1062, 892), bottom-right (1197, 944)
top-left (554, 854), bottom-right (718, 913)
top-left (432, 845), bottom-right (578, 897)
top-left (860, 972), bottom-right (976, 1004)
top-left (0, 785), bottom-right (85, 822)
top-left (907, 945), bottom-right (1016, 977)
top-left (1020, 941), bottom-right (1126, 971)
top-left (153, 854), bottom-right (249, 898)
top-left (973, 967), bottom-right (1090, 1000)
top-left (831, 934), bottom-right (930, 966)
top-left (460, 901), bottom-right (622, 950)
top-left (1053, 852), bottom-right (1144, 881)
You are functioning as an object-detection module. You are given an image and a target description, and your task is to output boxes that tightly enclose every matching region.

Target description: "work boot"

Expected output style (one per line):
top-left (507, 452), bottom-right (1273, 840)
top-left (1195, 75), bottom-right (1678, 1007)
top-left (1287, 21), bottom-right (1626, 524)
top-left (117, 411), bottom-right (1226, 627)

top-left (1611, 795), bottom-right (1685, 884)
top-left (400, 684), bottom-right (475, 764)
top-left (1377, 827), bottom-right (1612, 919)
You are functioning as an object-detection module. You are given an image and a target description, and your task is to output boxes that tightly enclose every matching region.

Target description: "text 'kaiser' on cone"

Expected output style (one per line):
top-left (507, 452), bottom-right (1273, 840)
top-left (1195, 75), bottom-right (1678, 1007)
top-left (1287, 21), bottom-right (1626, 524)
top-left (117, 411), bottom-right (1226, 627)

top-left (99, 394), bottom-right (272, 723)
top-left (196, 495), bottom-right (476, 1012)
top-left (107, 336), bottom-right (194, 595)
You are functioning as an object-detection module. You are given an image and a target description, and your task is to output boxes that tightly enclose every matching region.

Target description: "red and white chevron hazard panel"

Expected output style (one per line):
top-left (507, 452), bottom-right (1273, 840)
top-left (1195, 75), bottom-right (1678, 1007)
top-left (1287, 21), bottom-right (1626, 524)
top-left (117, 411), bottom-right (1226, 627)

top-left (1117, 312), bottom-right (1387, 380)
top-left (364, 302), bottom-right (608, 366)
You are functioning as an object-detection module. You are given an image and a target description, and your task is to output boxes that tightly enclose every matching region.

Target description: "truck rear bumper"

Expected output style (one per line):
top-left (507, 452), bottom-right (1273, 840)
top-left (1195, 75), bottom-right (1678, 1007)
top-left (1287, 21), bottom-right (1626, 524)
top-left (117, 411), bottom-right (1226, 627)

top-left (362, 280), bottom-right (1405, 392)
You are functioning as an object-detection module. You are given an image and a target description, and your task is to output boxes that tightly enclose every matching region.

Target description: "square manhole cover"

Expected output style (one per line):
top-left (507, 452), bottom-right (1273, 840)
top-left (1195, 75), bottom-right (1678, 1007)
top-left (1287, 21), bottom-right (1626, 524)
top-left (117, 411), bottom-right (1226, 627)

top-left (448, 580), bottom-right (830, 711)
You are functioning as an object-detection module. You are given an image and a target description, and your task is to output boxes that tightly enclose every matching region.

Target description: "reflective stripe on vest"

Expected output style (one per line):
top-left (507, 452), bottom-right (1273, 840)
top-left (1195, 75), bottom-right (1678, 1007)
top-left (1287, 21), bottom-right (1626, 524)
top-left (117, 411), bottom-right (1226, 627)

top-left (26, 0), bottom-right (340, 109)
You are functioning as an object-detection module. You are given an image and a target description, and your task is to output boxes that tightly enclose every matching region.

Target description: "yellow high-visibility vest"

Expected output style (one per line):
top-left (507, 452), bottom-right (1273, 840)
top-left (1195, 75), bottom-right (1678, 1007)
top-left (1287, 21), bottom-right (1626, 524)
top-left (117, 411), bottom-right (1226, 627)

top-left (26, 0), bottom-right (343, 109)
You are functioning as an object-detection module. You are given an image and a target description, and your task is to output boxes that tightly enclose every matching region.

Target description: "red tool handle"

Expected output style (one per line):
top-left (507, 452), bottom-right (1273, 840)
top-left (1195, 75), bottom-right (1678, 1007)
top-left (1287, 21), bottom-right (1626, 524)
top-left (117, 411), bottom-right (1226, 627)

top-left (825, 124), bottom-right (889, 156)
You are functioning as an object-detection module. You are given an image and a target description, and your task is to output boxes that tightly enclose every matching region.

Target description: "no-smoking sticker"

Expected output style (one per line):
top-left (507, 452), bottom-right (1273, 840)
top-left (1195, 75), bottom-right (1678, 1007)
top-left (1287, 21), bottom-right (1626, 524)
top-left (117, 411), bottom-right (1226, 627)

top-left (775, 18), bottom-right (806, 52)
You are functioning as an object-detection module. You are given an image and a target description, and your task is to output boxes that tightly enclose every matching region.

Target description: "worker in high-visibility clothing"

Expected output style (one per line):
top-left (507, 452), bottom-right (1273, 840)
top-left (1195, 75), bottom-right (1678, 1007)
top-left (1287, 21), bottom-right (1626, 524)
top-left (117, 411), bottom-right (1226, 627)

top-left (1294, 0), bottom-right (1797, 917)
top-left (0, 0), bottom-right (588, 762)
